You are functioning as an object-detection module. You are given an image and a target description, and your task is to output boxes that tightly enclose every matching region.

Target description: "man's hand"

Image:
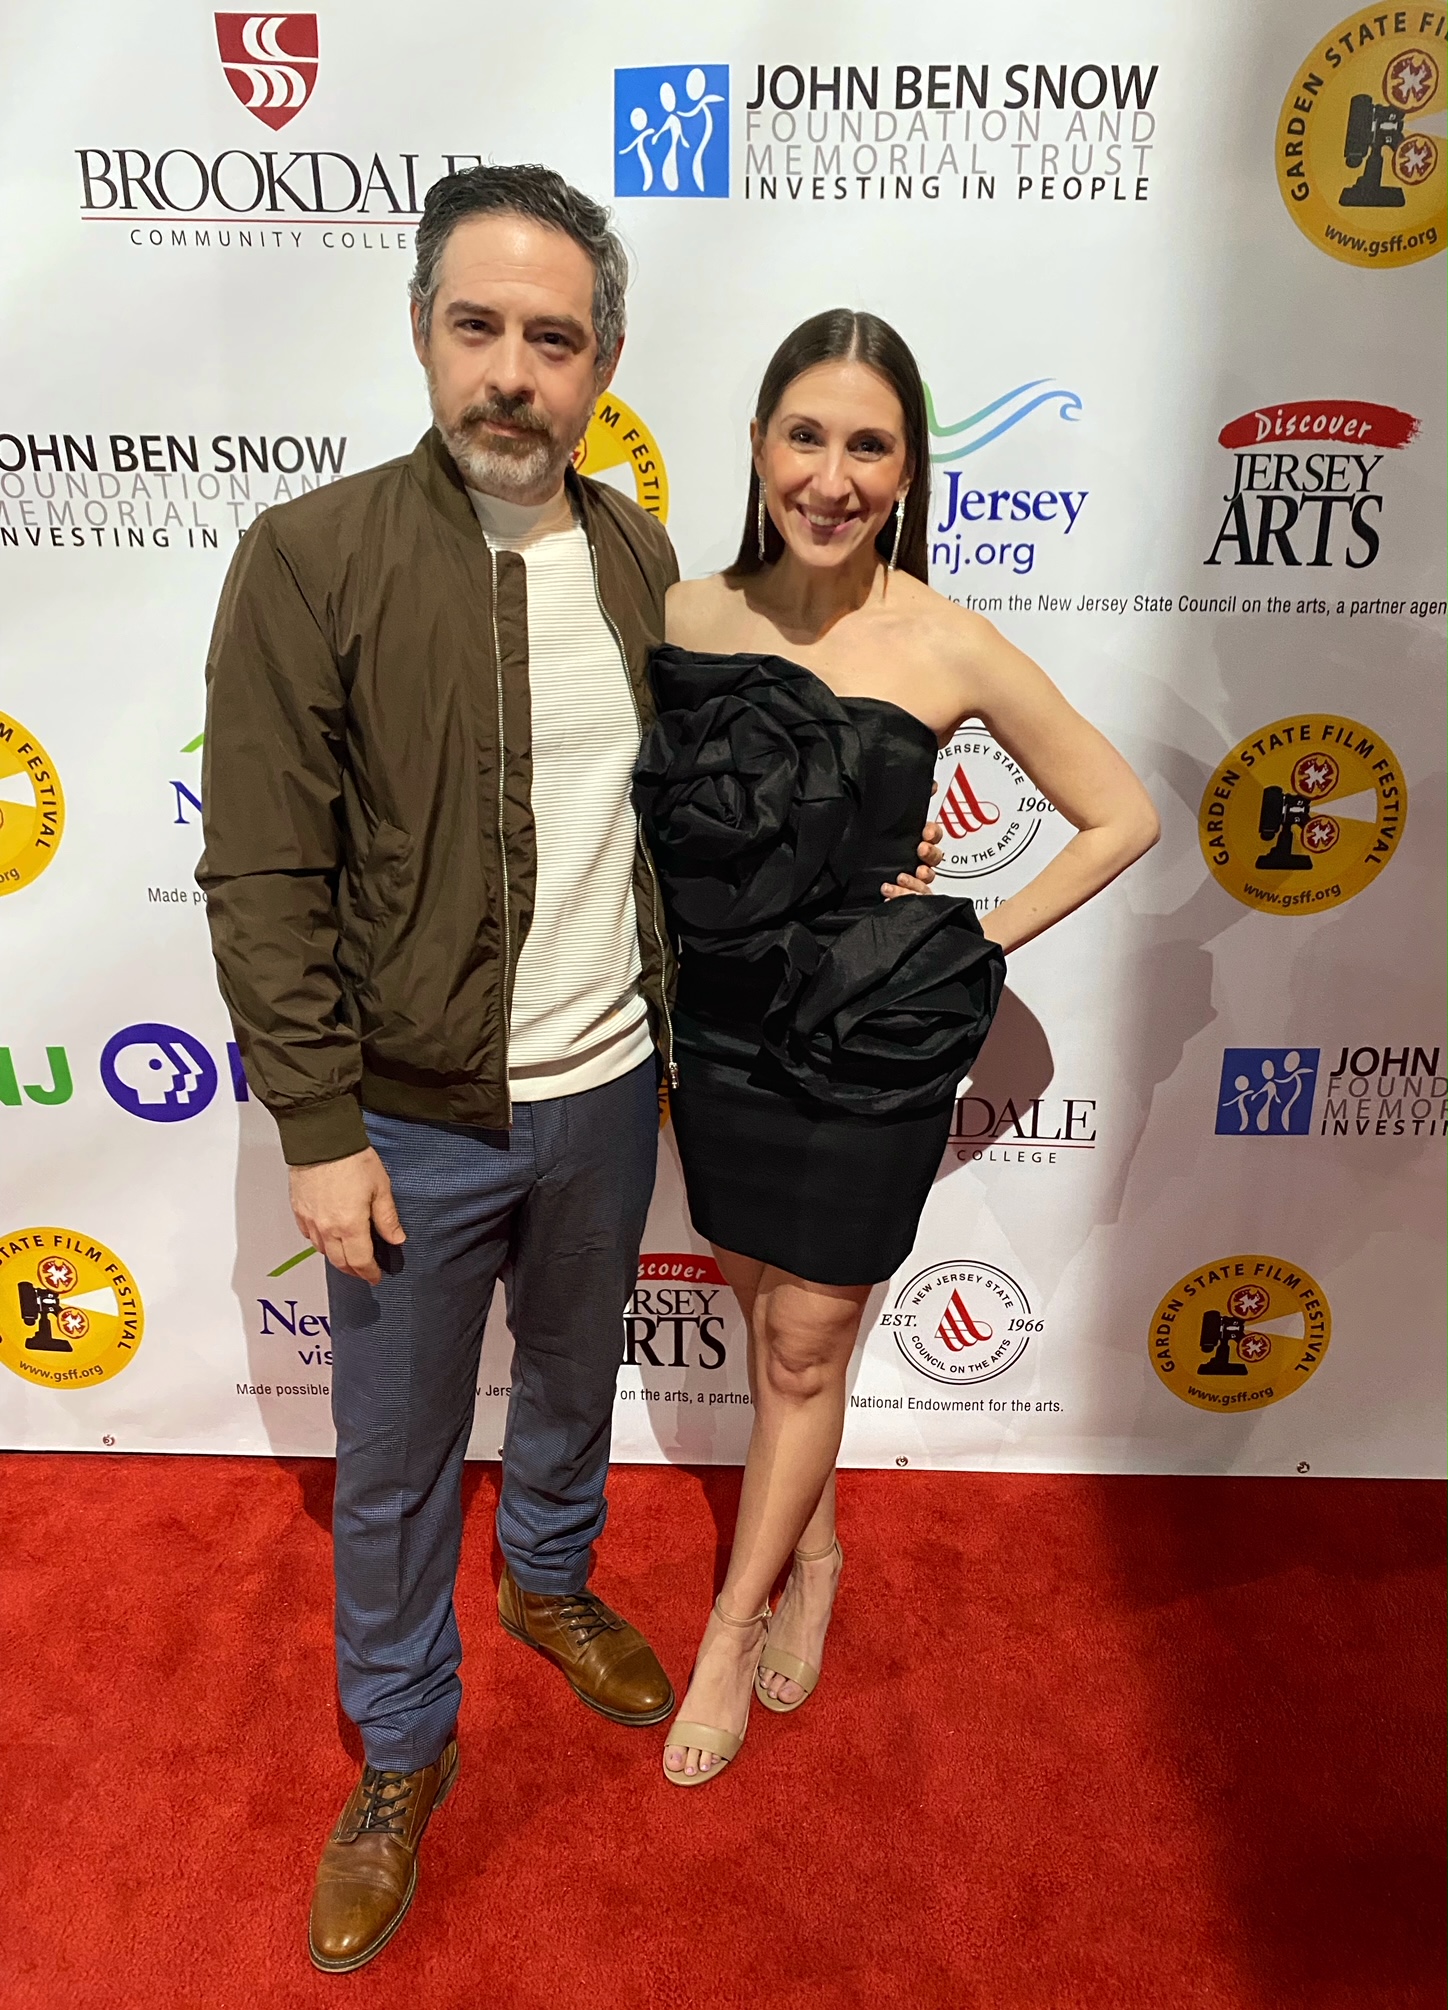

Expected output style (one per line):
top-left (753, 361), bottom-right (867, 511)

top-left (882, 819), bottom-right (944, 900)
top-left (289, 1146), bottom-right (406, 1285)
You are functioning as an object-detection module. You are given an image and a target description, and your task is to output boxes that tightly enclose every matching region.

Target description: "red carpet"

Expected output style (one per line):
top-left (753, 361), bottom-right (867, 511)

top-left (1, 1455), bottom-right (1442, 2010)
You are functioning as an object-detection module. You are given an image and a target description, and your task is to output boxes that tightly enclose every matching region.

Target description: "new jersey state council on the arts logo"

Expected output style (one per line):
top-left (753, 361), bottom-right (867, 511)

top-left (1277, 8), bottom-right (1445, 266)
top-left (1198, 713), bottom-right (1405, 914)
top-left (0, 712), bottom-right (64, 896)
top-left (0, 1229), bottom-right (144, 1389)
top-left (885, 1261), bottom-right (1041, 1387)
top-left (1149, 1255), bottom-right (1330, 1414)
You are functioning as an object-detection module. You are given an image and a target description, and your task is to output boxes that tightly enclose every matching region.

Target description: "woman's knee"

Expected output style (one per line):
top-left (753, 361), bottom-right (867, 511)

top-left (755, 1299), bottom-right (858, 1399)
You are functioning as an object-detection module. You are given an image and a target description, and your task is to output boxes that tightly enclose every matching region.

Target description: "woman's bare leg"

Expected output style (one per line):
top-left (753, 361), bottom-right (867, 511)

top-left (663, 1248), bottom-right (866, 1777)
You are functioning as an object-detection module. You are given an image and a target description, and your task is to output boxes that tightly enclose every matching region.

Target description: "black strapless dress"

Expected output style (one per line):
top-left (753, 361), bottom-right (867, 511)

top-left (634, 646), bottom-right (1006, 1286)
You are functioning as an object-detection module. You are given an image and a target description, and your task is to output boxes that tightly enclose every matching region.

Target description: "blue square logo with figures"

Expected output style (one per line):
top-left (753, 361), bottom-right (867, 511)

top-left (1215, 1048), bottom-right (1321, 1136)
top-left (614, 65), bottom-right (729, 198)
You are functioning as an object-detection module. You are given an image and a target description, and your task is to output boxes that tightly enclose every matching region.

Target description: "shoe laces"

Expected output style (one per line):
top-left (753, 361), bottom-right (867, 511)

top-left (554, 1592), bottom-right (622, 1649)
top-left (355, 1766), bottom-right (418, 1837)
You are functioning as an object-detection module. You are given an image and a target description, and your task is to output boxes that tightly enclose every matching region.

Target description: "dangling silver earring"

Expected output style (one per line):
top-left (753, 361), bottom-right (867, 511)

top-left (756, 483), bottom-right (768, 562)
top-left (888, 494), bottom-right (906, 571)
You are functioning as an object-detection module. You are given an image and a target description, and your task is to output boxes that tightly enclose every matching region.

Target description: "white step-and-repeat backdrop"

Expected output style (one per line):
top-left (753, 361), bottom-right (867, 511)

top-left (1, 2), bottom-right (1443, 1476)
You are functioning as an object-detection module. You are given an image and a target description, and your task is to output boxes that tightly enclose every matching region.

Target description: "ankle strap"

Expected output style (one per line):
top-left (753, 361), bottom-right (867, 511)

top-left (794, 1536), bottom-right (842, 1563)
top-left (713, 1594), bottom-right (771, 1629)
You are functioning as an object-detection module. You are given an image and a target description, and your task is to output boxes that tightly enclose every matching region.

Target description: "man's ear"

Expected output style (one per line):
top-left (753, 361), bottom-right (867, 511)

top-left (595, 333), bottom-right (624, 393)
top-left (410, 298), bottom-right (429, 369)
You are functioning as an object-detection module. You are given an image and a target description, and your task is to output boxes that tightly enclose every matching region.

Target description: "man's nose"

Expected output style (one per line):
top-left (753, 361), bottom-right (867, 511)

top-left (483, 331), bottom-right (535, 404)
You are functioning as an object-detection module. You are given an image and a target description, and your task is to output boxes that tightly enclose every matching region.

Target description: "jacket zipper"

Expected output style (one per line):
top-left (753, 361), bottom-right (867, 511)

top-left (584, 537), bottom-right (678, 1088)
top-left (487, 545), bottom-right (514, 1124)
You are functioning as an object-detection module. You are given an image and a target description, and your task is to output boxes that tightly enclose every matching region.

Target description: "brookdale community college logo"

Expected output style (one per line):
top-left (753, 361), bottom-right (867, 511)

top-left (931, 728), bottom-right (1058, 882)
top-left (0, 1228), bottom-right (144, 1389)
top-left (215, 13), bottom-right (318, 129)
top-left (1198, 714), bottom-right (1405, 915)
top-left (614, 66), bottom-right (729, 197)
top-left (1277, 9), bottom-right (1444, 267)
top-left (572, 393), bottom-right (669, 521)
top-left (887, 1261), bottom-right (1040, 1387)
top-left (1216, 1048), bottom-right (1321, 1134)
top-left (1205, 399), bottom-right (1419, 571)
top-left (1149, 1255), bottom-right (1330, 1413)
top-left (0, 712), bottom-right (64, 896)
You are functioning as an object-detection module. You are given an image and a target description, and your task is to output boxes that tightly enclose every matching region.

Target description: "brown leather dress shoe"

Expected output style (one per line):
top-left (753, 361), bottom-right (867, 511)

top-left (498, 1569), bottom-right (674, 1726)
top-left (308, 1741), bottom-right (458, 1974)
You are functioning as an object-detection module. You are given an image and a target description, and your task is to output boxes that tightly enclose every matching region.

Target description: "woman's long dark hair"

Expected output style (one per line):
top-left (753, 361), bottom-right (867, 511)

top-left (727, 308), bottom-right (930, 584)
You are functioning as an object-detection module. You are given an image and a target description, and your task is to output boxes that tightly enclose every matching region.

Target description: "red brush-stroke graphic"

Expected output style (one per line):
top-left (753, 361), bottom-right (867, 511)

top-left (1218, 401), bottom-right (1419, 451)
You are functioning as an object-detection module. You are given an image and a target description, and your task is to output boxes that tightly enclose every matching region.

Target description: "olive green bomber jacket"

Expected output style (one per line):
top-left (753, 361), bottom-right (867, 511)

top-left (197, 428), bottom-right (679, 1165)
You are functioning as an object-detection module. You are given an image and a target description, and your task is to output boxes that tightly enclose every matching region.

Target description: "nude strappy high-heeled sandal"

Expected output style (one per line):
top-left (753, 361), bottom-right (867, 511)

top-left (753, 1537), bottom-right (844, 1715)
top-left (662, 1596), bottom-right (772, 1788)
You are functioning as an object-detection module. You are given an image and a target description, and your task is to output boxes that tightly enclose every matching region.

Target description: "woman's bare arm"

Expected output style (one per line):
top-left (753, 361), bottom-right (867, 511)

top-left (949, 616), bottom-right (1160, 954)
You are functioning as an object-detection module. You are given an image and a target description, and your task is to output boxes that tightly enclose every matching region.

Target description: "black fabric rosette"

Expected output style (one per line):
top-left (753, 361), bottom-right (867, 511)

top-left (760, 897), bottom-right (1006, 1115)
top-left (633, 648), bottom-right (862, 936)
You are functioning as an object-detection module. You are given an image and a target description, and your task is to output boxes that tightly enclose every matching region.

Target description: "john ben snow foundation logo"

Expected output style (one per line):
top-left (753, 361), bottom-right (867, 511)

top-left (1216, 1049), bottom-right (1320, 1134)
top-left (1205, 399), bottom-right (1419, 571)
top-left (0, 1229), bottom-right (144, 1389)
top-left (1215, 1042), bottom-right (1443, 1139)
top-left (886, 1261), bottom-right (1041, 1388)
top-left (0, 712), bottom-right (63, 894)
top-left (215, 13), bottom-right (318, 129)
top-left (1277, 9), bottom-right (1444, 267)
top-left (1198, 714), bottom-right (1405, 914)
top-left (615, 66), bottom-right (729, 198)
top-left (1150, 1256), bottom-right (1330, 1413)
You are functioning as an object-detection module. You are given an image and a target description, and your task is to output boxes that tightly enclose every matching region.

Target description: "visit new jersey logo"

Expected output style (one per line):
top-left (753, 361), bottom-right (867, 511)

top-left (615, 66), bottom-right (729, 196)
top-left (215, 13), bottom-right (318, 128)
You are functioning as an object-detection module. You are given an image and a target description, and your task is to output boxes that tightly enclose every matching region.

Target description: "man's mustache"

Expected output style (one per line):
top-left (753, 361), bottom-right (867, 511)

top-left (457, 398), bottom-right (553, 441)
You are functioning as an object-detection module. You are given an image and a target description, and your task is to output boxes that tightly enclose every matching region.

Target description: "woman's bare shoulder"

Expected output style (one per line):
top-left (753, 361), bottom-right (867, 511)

top-left (664, 571), bottom-right (746, 648)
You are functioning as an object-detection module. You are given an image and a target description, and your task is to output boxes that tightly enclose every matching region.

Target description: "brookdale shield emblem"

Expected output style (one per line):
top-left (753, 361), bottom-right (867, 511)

top-left (215, 13), bottom-right (318, 130)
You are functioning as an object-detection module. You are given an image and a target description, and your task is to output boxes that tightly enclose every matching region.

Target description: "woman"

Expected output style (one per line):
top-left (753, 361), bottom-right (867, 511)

top-left (635, 310), bottom-right (1160, 1785)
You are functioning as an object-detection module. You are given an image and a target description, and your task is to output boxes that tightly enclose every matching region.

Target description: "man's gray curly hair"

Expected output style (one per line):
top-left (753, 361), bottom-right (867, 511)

top-left (409, 163), bottom-right (628, 363)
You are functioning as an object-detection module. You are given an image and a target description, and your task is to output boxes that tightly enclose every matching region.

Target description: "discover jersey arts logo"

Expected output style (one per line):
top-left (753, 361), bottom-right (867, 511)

top-left (1204, 399), bottom-right (1420, 571)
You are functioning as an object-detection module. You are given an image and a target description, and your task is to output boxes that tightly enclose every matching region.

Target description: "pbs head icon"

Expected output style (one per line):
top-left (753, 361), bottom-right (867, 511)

top-left (100, 1023), bottom-right (218, 1122)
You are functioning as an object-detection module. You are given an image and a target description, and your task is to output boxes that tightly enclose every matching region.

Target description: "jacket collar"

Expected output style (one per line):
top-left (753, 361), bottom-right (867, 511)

top-left (409, 426), bottom-right (599, 545)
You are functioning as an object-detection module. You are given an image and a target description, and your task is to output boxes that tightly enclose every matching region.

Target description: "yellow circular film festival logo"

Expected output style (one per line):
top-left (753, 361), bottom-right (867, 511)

top-left (573, 394), bottom-right (669, 521)
top-left (0, 1229), bottom-right (144, 1389)
top-left (1277, 11), bottom-right (1445, 267)
top-left (1150, 1256), bottom-right (1331, 1414)
top-left (1199, 713), bottom-right (1405, 915)
top-left (0, 712), bottom-right (64, 895)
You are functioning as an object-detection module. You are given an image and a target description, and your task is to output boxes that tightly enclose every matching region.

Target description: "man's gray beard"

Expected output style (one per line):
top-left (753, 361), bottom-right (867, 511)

top-left (442, 419), bottom-right (571, 500)
top-left (430, 384), bottom-right (579, 502)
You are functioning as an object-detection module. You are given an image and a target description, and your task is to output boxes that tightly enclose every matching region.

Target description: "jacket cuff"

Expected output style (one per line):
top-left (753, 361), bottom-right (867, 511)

top-left (275, 1093), bottom-right (369, 1166)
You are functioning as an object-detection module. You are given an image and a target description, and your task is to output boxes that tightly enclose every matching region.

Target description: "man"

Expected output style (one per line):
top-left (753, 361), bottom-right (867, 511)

top-left (200, 163), bottom-right (939, 1974)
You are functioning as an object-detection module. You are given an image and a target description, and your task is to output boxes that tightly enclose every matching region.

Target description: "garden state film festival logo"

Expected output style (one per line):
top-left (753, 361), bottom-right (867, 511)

top-left (1198, 714), bottom-right (1405, 915)
top-left (888, 1262), bottom-right (1040, 1387)
top-left (215, 13), bottom-right (318, 129)
top-left (0, 1229), bottom-right (144, 1389)
top-left (0, 711), bottom-right (64, 895)
top-left (615, 66), bottom-right (729, 197)
top-left (1277, 8), bottom-right (1445, 268)
top-left (1150, 1257), bottom-right (1330, 1414)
